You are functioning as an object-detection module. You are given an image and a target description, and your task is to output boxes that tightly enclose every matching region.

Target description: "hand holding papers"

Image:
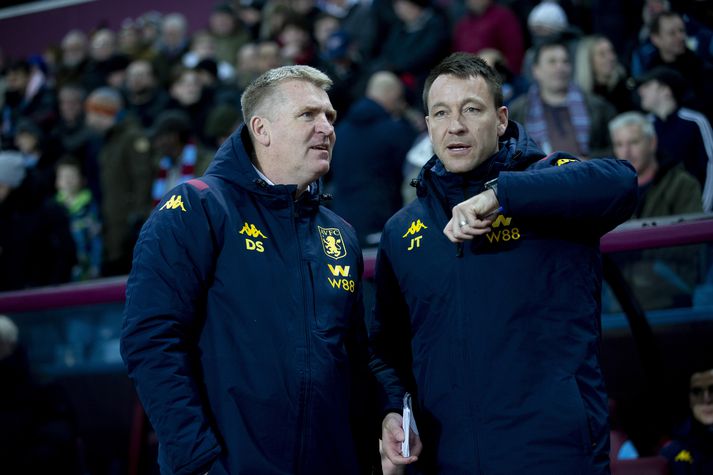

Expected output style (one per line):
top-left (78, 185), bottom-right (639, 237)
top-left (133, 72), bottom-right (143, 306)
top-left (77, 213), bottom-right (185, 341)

top-left (401, 392), bottom-right (419, 457)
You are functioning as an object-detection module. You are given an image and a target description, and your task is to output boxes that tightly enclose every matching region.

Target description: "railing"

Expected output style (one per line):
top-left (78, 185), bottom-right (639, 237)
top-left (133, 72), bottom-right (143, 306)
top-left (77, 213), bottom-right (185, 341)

top-left (2, 213), bottom-right (712, 312)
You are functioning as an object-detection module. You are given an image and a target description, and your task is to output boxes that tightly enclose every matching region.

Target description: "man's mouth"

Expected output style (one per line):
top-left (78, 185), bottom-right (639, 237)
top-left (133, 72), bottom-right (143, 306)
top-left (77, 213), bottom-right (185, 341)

top-left (447, 143), bottom-right (471, 152)
top-left (311, 143), bottom-right (329, 151)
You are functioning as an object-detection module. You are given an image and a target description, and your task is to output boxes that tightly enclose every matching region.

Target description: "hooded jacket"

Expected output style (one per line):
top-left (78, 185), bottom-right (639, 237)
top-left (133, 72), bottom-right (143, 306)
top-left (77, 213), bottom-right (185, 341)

top-left (121, 125), bottom-right (371, 475)
top-left (329, 97), bottom-right (417, 246)
top-left (369, 121), bottom-right (637, 474)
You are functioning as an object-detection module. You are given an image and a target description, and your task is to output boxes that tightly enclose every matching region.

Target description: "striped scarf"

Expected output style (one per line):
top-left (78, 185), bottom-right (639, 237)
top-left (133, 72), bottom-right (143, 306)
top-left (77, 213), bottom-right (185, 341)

top-left (152, 143), bottom-right (197, 206)
top-left (524, 83), bottom-right (590, 157)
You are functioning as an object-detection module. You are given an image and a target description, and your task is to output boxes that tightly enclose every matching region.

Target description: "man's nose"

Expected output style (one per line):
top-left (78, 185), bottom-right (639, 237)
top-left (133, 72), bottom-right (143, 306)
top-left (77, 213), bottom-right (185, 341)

top-left (316, 114), bottom-right (334, 135)
top-left (448, 115), bottom-right (466, 133)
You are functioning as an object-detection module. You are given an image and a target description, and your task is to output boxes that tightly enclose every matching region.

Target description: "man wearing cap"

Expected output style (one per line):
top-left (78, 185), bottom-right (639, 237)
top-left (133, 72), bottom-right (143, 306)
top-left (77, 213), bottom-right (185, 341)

top-left (0, 151), bottom-right (75, 290)
top-left (121, 65), bottom-right (373, 475)
top-left (637, 66), bottom-right (713, 211)
top-left (85, 87), bottom-right (152, 275)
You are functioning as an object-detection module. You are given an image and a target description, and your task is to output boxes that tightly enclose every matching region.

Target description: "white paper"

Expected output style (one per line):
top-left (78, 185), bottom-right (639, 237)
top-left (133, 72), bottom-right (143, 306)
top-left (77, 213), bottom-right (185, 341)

top-left (401, 392), bottom-right (419, 457)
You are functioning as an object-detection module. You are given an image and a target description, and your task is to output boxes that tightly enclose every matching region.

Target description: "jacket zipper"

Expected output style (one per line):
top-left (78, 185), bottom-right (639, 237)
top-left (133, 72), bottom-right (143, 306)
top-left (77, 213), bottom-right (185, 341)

top-left (291, 200), bottom-right (311, 473)
top-left (455, 180), bottom-right (471, 257)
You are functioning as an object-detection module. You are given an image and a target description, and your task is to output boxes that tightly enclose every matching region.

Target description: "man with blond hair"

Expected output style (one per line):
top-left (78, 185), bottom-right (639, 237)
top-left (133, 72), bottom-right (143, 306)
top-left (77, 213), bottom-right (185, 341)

top-left (121, 65), bottom-right (372, 474)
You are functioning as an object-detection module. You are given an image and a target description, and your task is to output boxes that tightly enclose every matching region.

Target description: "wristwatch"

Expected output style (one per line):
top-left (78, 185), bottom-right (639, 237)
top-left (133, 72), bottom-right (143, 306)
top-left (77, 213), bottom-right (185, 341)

top-left (484, 177), bottom-right (498, 196)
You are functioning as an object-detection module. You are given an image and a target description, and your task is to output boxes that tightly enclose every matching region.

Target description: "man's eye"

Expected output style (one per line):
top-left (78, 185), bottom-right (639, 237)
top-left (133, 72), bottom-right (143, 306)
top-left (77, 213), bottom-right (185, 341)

top-left (433, 110), bottom-right (446, 118)
top-left (301, 111), bottom-right (313, 118)
top-left (465, 107), bottom-right (479, 113)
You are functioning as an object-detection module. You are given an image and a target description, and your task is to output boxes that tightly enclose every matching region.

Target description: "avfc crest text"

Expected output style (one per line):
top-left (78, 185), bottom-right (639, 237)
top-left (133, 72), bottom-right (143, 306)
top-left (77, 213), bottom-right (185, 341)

top-left (318, 226), bottom-right (347, 260)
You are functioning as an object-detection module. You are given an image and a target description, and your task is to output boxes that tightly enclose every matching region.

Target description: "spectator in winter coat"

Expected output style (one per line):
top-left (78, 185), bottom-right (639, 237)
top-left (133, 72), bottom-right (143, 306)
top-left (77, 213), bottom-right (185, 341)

top-left (329, 71), bottom-right (418, 246)
top-left (609, 111), bottom-right (702, 219)
top-left (636, 66), bottom-right (713, 211)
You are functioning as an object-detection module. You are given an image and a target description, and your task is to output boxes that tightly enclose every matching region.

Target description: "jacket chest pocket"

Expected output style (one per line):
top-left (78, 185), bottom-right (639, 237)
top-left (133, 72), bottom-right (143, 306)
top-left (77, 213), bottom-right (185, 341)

top-left (308, 260), bottom-right (358, 332)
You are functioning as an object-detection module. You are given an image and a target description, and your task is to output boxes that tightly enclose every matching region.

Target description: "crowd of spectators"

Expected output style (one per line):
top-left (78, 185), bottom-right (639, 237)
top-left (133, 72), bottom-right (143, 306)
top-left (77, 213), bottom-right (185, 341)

top-left (1, 0), bottom-right (713, 291)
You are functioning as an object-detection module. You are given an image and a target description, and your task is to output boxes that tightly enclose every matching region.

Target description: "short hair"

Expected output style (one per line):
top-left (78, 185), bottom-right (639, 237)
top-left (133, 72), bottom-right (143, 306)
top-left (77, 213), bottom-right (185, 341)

top-left (422, 52), bottom-right (503, 112)
top-left (532, 38), bottom-right (570, 65)
top-left (162, 13), bottom-right (188, 33)
top-left (56, 154), bottom-right (83, 172)
top-left (6, 59), bottom-right (30, 75)
top-left (61, 29), bottom-right (88, 48)
top-left (650, 11), bottom-right (682, 36)
top-left (59, 82), bottom-right (87, 99)
top-left (608, 111), bottom-right (656, 139)
top-left (240, 65), bottom-right (332, 125)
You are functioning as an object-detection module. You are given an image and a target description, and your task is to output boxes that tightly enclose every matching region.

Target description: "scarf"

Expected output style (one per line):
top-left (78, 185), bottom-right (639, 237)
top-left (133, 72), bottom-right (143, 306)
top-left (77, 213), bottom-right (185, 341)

top-left (152, 143), bottom-right (197, 206)
top-left (524, 83), bottom-right (590, 156)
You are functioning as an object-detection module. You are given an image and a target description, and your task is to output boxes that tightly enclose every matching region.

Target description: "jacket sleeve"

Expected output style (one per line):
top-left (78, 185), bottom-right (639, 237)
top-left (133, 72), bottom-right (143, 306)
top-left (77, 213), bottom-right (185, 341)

top-left (367, 237), bottom-right (415, 415)
top-left (497, 154), bottom-right (638, 236)
top-left (120, 184), bottom-right (222, 475)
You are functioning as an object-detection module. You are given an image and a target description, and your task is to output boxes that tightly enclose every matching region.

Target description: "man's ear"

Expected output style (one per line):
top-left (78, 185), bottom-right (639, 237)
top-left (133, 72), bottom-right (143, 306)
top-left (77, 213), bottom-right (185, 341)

top-left (250, 116), bottom-right (270, 146)
top-left (497, 106), bottom-right (508, 136)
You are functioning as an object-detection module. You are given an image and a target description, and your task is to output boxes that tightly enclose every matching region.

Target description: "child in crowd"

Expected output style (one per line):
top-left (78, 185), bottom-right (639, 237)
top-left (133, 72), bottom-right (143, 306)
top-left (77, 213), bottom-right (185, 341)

top-left (55, 156), bottom-right (102, 281)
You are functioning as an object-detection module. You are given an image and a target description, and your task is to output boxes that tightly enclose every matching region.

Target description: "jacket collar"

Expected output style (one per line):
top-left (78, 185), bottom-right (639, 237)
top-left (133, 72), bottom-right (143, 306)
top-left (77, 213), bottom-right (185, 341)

top-left (413, 120), bottom-right (544, 199)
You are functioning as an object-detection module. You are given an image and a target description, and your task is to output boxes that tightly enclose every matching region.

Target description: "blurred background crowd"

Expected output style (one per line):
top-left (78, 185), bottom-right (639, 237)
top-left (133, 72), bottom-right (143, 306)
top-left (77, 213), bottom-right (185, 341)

top-left (1, 1), bottom-right (713, 474)
top-left (0, 0), bottom-right (712, 290)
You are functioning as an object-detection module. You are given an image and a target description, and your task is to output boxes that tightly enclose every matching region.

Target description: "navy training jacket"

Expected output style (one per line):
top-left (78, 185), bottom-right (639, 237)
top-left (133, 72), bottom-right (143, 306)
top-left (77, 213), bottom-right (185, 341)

top-left (369, 121), bottom-right (638, 474)
top-left (121, 125), bottom-right (372, 475)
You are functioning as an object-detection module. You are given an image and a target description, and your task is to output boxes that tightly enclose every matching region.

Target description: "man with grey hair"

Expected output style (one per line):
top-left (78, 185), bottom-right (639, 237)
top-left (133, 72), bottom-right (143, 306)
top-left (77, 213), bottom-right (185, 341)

top-left (609, 111), bottom-right (702, 218)
top-left (122, 65), bottom-right (373, 475)
top-left (153, 12), bottom-right (190, 85)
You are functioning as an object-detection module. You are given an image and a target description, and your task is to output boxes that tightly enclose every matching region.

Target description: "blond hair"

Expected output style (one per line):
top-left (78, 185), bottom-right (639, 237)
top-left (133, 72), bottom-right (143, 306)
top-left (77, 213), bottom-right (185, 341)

top-left (240, 65), bottom-right (332, 125)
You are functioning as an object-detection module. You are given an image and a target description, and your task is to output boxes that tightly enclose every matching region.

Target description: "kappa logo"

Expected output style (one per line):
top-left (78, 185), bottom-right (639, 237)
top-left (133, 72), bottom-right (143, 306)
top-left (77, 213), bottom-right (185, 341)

top-left (319, 226), bottom-right (347, 260)
top-left (160, 195), bottom-right (187, 212)
top-left (403, 219), bottom-right (428, 252)
top-left (239, 222), bottom-right (267, 252)
top-left (239, 222), bottom-right (268, 239)
top-left (402, 219), bottom-right (428, 238)
top-left (674, 450), bottom-right (693, 464)
top-left (556, 158), bottom-right (577, 167)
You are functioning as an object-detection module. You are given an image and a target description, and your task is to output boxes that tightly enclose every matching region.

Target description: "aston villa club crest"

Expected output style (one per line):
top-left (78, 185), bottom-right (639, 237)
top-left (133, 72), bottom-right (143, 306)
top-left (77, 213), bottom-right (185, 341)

top-left (318, 226), bottom-right (347, 260)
